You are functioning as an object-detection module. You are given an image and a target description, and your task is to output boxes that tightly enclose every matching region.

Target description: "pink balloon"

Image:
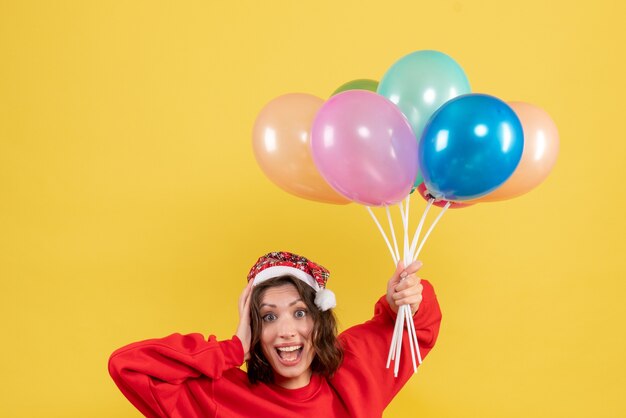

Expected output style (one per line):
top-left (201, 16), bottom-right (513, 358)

top-left (311, 90), bottom-right (417, 206)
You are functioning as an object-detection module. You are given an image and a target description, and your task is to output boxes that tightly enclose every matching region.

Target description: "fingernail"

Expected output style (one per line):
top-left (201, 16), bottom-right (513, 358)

top-left (400, 272), bottom-right (407, 278)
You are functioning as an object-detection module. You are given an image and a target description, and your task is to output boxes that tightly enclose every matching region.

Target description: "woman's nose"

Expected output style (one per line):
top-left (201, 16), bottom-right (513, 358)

top-left (277, 318), bottom-right (297, 338)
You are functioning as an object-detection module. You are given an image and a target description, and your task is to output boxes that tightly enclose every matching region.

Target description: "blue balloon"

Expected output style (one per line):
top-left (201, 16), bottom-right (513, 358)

top-left (418, 94), bottom-right (524, 201)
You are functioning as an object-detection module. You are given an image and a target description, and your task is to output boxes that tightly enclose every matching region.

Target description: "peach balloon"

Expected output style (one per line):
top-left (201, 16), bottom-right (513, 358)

top-left (252, 93), bottom-right (350, 205)
top-left (473, 102), bottom-right (559, 202)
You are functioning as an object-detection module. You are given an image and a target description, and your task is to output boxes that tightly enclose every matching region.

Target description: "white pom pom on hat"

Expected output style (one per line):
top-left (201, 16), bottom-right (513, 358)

top-left (314, 288), bottom-right (336, 311)
top-left (247, 251), bottom-right (336, 311)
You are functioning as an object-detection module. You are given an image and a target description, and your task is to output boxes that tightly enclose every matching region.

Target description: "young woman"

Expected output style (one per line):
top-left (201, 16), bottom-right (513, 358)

top-left (109, 251), bottom-right (442, 417)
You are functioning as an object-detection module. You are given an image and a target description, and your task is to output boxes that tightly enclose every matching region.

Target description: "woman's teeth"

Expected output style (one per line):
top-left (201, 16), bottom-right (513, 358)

top-left (277, 345), bottom-right (302, 352)
top-left (276, 345), bottom-right (303, 361)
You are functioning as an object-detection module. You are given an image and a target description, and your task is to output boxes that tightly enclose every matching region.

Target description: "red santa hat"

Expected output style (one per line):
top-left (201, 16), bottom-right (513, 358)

top-left (247, 251), bottom-right (336, 311)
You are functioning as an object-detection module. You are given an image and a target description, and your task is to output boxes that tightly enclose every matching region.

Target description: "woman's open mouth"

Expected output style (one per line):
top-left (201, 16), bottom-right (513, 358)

top-left (275, 345), bottom-right (303, 365)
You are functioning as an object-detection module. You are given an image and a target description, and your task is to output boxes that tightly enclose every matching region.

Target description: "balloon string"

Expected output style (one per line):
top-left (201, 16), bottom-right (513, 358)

top-left (408, 304), bottom-right (422, 365)
top-left (404, 304), bottom-right (418, 373)
top-left (403, 195), bottom-right (410, 263)
top-left (409, 199), bottom-right (434, 261)
top-left (398, 196), bottom-right (411, 374)
top-left (385, 195), bottom-right (444, 376)
top-left (388, 197), bottom-right (451, 376)
top-left (398, 200), bottom-right (405, 226)
top-left (386, 301), bottom-right (403, 368)
top-left (393, 305), bottom-right (405, 377)
top-left (404, 194), bottom-right (422, 373)
top-left (388, 304), bottom-right (422, 374)
top-left (366, 207), bottom-right (398, 266)
top-left (387, 202), bottom-right (404, 373)
top-left (385, 206), bottom-right (400, 263)
top-left (402, 192), bottom-right (423, 371)
top-left (413, 202), bottom-right (451, 261)
top-left (388, 194), bottom-right (417, 377)
top-left (398, 199), bottom-right (408, 259)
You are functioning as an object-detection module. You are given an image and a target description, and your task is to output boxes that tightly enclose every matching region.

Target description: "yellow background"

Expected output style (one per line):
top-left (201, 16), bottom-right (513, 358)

top-left (1, 1), bottom-right (625, 417)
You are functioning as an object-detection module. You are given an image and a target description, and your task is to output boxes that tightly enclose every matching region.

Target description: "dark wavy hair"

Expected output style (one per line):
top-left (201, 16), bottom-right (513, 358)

top-left (246, 276), bottom-right (343, 384)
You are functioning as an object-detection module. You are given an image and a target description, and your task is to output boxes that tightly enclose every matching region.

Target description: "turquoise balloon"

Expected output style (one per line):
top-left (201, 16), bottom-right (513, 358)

top-left (378, 50), bottom-right (471, 143)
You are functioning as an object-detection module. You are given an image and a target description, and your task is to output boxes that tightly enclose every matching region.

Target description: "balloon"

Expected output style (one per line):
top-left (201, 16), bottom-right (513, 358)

top-left (416, 183), bottom-right (474, 209)
top-left (418, 94), bottom-right (524, 201)
top-left (471, 102), bottom-right (559, 202)
top-left (331, 79), bottom-right (379, 96)
top-left (252, 93), bottom-right (350, 205)
top-left (377, 50), bottom-right (471, 142)
top-left (311, 90), bottom-right (417, 206)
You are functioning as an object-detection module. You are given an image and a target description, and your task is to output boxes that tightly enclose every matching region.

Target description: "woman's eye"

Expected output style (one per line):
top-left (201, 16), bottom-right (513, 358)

top-left (262, 313), bottom-right (276, 322)
top-left (294, 309), bottom-right (307, 319)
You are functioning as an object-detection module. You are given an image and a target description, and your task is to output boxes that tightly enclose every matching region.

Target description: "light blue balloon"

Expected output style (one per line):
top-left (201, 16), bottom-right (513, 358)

top-left (378, 50), bottom-right (471, 142)
top-left (418, 94), bottom-right (524, 201)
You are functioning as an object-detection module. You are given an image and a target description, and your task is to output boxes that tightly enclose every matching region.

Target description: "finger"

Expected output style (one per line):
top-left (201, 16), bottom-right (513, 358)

top-left (394, 261), bottom-right (405, 279)
top-left (243, 285), bottom-right (252, 309)
top-left (392, 284), bottom-right (423, 301)
top-left (242, 298), bottom-right (251, 318)
top-left (394, 275), bottom-right (421, 291)
top-left (244, 280), bottom-right (253, 296)
top-left (388, 261), bottom-right (406, 287)
top-left (395, 293), bottom-right (423, 307)
top-left (240, 281), bottom-right (253, 309)
top-left (403, 260), bottom-right (423, 275)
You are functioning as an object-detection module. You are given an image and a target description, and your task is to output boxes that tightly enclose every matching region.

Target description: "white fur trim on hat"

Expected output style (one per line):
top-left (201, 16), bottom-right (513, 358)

top-left (252, 265), bottom-right (336, 311)
top-left (252, 266), bottom-right (321, 291)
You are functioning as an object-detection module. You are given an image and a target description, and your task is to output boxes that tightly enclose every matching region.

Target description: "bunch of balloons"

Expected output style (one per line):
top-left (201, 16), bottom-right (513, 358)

top-left (252, 49), bottom-right (559, 376)
top-left (252, 50), bottom-right (559, 208)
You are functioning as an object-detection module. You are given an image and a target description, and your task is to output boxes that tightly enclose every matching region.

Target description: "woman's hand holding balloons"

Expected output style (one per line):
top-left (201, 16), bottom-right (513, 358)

top-left (386, 260), bottom-right (424, 315)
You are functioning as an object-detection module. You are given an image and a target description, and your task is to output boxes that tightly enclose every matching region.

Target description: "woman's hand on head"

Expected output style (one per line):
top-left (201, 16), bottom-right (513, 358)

top-left (386, 260), bottom-right (424, 315)
top-left (235, 281), bottom-right (253, 361)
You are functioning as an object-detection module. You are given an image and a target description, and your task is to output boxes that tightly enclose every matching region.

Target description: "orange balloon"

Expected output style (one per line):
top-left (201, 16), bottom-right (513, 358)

top-left (252, 94), bottom-right (350, 205)
top-left (472, 102), bottom-right (559, 202)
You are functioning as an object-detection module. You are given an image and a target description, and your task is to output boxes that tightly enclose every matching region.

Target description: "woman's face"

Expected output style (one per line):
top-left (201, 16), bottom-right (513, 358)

top-left (259, 283), bottom-right (315, 389)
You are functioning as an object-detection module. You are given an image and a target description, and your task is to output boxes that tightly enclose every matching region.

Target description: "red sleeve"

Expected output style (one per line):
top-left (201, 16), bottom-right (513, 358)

top-left (333, 279), bottom-right (442, 413)
top-left (108, 333), bottom-right (244, 418)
